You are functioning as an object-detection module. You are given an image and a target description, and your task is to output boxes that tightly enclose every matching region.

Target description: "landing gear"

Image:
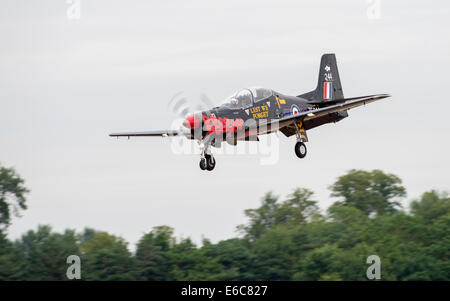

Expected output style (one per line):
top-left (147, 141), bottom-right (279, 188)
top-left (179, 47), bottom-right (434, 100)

top-left (199, 154), bottom-right (216, 171)
top-left (205, 154), bottom-right (216, 171)
top-left (295, 141), bottom-right (307, 158)
top-left (198, 134), bottom-right (216, 171)
top-left (294, 119), bottom-right (308, 159)
top-left (199, 158), bottom-right (207, 170)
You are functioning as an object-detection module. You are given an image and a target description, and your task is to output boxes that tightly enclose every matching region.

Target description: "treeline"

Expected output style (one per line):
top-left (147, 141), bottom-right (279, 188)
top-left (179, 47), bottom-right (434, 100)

top-left (0, 166), bottom-right (449, 280)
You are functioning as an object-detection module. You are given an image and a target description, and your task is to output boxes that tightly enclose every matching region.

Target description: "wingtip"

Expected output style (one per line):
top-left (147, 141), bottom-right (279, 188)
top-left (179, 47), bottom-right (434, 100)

top-left (375, 93), bottom-right (391, 100)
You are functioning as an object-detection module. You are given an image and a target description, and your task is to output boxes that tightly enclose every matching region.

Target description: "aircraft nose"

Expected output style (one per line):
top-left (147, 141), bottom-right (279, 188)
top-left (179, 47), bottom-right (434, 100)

top-left (183, 114), bottom-right (200, 129)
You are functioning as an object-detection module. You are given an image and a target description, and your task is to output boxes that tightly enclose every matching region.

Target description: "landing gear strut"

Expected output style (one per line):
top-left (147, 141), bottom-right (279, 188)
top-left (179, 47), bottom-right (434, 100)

top-left (294, 119), bottom-right (308, 159)
top-left (199, 135), bottom-right (216, 171)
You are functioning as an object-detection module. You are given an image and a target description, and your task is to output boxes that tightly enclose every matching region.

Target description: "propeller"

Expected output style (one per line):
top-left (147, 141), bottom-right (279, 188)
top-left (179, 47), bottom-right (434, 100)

top-left (167, 92), bottom-right (214, 119)
top-left (167, 92), bottom-right (215, 131)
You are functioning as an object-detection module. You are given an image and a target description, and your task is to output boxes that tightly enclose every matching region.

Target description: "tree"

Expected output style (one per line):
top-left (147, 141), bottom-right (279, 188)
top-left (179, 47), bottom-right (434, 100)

top-left (135, 226), bottom-right (174, 280)
top-left (326, 203), bottom-right (368, 248)
top-left (410, 190), bottom-right (450, 224)
top-left (80, 227), bottom-right (97, 243)
top-left (251, 226), bottom-right (301, 280)
top-left (275, 188), bottom-right (319, 226)
top-left (210, 238), bottom-right (255, 280)
top-left (0, 164), bottom-right (29, 230)
top-left (171, 239), bottom-right (232, 281)
top-left (237, 192), bottom-right (278, 241)
top-left (0, 230), bottom-right (25, 280)
top-left (238, 189), bottom-right (319, 241)
top-left (426, 214), bottom-right (450, 279)
top-left (167, 237), bottom-right (198, 280)
top-left (81, 231), bottom-right (136, 280)
top-left (329, 169), bottom-right (406, 216)
top-left (295, 244), bottom-right (343, 281)
top-left (16, 225), bottom-right (80, 280)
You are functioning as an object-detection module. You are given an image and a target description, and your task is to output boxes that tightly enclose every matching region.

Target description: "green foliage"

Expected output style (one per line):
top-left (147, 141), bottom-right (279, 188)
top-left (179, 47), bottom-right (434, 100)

top-left (295, 244), bottom-right (343, 280)
top-left (169, 238), bottom-right (234, 281)
top-left (16, 225), bottom-right (80, 280)
top-left (238, 189), bottom-right (319, 242)
top-left (0, 169), bottom-right (448, 281)
top-left (0, 230), bottom-right (25, 280)
top-left (329, 169), bottom-right (406, 216)
top-left (251, 225), bottom-right (309, 280)
top-left (410, 190), bottom-right (450, 224)
top-left (275, 188), bottom-right (320, 226)
top-left (237, 192), bottom-right (278, 241)
top-left (0, 164), bottom-right (29, 229)
top-left (135, 226), bottom-right (173, 280)
top-left (209, 238), bottom-right (254, 280)
top-left (81, 231), bottom-right (136, 280)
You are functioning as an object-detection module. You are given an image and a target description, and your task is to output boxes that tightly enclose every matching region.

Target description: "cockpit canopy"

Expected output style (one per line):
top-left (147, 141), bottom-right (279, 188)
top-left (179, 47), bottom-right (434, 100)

top-left (221, 87), bottom-right (272, 109)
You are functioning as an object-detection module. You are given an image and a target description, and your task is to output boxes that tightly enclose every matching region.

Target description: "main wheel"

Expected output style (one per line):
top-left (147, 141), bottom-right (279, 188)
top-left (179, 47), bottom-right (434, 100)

top-left (295, 142), bottom-right (307, 158)
top-left (199, 158), bottom-right (207, 170)
top-left (206, 154), bottom-right (216, 171)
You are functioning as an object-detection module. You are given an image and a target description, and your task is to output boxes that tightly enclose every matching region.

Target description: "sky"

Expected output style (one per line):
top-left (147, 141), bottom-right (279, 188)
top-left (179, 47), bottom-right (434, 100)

top-left (1, 0), bottom-right (449, 249)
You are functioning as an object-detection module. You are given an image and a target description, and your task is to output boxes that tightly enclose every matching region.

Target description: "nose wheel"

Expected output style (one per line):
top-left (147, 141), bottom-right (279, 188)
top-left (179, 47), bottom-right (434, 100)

top-left (199, 158), bottom-right (207, 170)
top-left (200, 154), bottom-right (216, 171)
top-left (198, 134), bottom-right (216, 171)
top-left (295, 141), bottom-right (307, 158)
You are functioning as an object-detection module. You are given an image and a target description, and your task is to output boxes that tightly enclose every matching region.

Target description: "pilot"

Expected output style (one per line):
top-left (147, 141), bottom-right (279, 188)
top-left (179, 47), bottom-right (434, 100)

top-left (241, 96), bottom-right (251, 107)
top-left (230, 97), bottom-right (240, 108)
top-left (237, 94), bottom-right (251, 107)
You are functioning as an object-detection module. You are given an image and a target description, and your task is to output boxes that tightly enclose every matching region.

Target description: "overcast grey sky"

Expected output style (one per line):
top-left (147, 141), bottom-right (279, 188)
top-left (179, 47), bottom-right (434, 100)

top-left (1, 0), bottom-right (449, 248)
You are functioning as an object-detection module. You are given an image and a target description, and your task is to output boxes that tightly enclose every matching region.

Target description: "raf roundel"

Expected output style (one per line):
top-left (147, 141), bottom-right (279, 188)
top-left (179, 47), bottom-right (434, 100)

top-left (291, 104), bottom-right (300, 115)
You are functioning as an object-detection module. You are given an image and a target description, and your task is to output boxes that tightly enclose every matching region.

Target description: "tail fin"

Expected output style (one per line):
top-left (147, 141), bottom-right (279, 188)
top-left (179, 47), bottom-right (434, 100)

top-left (298, 53), bottom-right (344, 102)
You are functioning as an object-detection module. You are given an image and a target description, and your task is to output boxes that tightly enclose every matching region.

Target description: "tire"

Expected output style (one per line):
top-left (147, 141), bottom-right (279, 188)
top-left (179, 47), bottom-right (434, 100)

top-left (295, 142), bottom-right (307, 159)
top-left (199, 158), bottom-right (207, 170)
top-left (206, 155), bottom-right (216, 171)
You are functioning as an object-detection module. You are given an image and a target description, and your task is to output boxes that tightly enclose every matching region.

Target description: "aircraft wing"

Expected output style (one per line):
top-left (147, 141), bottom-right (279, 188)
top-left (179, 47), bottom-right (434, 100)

top-left (110, 94), bottom-right (389, 139)
top-left (282, 94), bottom-right (389, 123)
top-left (109, 130), bottom-right (183, 137)
top-left (251, 94), bottom-right (390, 135)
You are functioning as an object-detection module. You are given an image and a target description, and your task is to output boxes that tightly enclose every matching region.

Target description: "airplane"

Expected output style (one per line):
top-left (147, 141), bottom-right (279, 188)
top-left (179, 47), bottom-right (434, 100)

top-left (110, 54), bottom-right (390, 171)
